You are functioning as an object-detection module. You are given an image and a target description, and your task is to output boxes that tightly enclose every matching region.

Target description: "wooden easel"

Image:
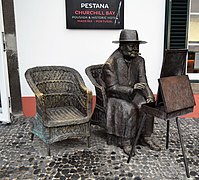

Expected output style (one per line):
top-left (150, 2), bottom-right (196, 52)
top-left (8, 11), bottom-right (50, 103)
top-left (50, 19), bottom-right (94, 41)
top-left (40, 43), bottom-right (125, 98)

top-left (127, 75), bottom-right (195, 178)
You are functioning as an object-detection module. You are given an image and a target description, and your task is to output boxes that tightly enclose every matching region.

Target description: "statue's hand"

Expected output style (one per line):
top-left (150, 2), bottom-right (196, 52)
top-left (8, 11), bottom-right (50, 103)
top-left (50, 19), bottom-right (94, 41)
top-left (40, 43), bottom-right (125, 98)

top-left (134, 82), bottom-right (147, 90)
top-left (146, 96), bottom-right (154, 103)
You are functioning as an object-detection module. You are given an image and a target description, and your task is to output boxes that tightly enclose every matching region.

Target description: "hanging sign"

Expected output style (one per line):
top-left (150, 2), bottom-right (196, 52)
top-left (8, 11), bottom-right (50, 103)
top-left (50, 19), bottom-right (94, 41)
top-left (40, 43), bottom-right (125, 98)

top-left (65, 0), bottom-right (124, 29)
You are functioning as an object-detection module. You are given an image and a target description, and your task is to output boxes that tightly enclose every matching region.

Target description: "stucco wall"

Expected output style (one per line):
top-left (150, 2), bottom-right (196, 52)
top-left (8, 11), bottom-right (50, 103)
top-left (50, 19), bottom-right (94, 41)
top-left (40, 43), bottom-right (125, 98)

top-left (14, 0), bottom-right (165, 96)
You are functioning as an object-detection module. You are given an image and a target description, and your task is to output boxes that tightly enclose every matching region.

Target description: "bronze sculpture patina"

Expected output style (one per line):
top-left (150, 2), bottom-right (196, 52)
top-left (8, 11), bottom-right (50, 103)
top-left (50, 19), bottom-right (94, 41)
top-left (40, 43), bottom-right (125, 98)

top-left (102, 29), bottom-right (161, 155)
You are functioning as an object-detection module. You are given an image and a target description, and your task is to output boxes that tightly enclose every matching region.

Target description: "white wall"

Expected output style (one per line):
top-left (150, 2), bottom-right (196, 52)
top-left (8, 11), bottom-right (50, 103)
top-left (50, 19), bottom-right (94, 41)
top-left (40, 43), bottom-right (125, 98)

top-left (14, 0), bottom-right (165, 96)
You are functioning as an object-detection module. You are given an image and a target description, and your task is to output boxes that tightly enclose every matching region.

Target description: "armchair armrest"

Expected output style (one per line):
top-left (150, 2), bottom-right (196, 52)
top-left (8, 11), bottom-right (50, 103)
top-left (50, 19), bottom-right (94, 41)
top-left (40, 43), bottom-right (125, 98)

top-left (25, 71), bottom-right (45, 109)
top-left (25, 72), bottom-right (41, 95)
top-left (95, 86), bottom-right (107, 109)
top-left (77, 83), bottom-right (93, 117)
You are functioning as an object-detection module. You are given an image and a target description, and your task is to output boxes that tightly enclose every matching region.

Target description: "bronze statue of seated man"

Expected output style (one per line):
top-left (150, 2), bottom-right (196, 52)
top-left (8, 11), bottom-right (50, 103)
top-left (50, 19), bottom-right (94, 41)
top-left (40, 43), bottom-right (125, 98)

top-left (102, 29), bottom-right (161, 155)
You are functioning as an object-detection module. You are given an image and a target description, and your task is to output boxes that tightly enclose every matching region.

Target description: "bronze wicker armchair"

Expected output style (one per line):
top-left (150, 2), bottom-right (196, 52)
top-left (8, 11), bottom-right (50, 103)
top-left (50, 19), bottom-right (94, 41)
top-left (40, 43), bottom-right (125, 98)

top-left (25, 66), bottom-right (92, 155)
top-left (85, 64), bottom-right (107, 129)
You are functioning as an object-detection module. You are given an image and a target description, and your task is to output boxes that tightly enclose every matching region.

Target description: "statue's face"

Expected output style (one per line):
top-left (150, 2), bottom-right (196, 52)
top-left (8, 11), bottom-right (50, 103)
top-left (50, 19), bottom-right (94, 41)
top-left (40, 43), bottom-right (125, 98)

top-left (120, 42), bottom-right (139, 59)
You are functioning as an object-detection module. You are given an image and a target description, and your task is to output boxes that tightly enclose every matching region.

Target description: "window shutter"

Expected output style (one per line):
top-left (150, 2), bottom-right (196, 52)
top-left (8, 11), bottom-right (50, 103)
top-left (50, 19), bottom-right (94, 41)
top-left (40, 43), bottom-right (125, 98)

top-left (165, 0), bottom-right (190, 49)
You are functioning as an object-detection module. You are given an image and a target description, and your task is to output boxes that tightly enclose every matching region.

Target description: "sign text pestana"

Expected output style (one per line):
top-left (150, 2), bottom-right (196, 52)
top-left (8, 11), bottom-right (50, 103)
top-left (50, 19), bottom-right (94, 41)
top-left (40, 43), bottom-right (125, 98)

top-left (81, 3), bottom-right (109, 9)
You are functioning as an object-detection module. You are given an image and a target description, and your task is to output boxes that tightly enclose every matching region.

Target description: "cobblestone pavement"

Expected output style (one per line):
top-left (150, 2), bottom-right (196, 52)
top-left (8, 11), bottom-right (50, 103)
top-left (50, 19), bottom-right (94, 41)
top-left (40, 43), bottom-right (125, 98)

top-left (0, 116), bottom-right (198, 180)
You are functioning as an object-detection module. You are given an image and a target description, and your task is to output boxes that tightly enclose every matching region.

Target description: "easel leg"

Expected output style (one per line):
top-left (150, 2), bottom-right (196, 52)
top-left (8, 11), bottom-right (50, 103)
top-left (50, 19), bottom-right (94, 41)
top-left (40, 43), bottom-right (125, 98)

top-left (31, 133), bottom-right (34, 141)
top-left (127, 113), bottom-right (147, 163)
top-left (87, 123), bottom-right (91, 148)
top-left (176, 117), bottom-right (190, 178)
top-left (166, 119), bottom-right (170, 149)
top-left (47, 144), bottom-right (51, 156)
top-left (87, 136), bottom-right (90, 148)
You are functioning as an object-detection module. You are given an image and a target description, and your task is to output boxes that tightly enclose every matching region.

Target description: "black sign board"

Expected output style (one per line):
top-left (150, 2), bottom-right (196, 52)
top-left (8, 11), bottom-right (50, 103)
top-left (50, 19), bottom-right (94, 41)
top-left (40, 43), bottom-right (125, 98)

top-left (65, 0), bottom-right (124, 29)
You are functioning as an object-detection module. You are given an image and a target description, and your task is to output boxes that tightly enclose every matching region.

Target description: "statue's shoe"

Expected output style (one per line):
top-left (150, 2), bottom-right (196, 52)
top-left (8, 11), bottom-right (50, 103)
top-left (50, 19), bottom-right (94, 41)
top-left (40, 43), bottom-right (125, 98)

top-left (143, 136), bottom-right (161, 151)
top-left (123, 145), bottom-right (135, 156)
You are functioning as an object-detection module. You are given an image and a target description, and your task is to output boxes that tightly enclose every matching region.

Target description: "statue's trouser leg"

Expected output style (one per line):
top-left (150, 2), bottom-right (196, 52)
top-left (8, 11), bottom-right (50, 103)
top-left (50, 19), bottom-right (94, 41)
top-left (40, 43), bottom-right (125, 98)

top-left (141, 113), bottom-right (154, 137)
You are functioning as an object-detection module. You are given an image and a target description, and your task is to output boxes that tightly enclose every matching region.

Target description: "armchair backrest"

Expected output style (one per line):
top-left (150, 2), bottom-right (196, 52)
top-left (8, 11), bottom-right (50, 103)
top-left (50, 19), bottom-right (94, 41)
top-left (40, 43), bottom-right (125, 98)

top-left (85, 64), bottom-right (107, 108)
top-left (25, 66), bottom-right (85, 94)
top-left (85, 64), bottom-right (105, 88)
top-left (25, 66), bottom-right (87, 109)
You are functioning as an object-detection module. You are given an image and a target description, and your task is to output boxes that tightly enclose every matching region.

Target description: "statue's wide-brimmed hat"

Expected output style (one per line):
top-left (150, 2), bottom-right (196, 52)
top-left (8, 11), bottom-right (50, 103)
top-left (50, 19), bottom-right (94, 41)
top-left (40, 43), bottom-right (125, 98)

top-left (112, 29), bottom-right (147, 44)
